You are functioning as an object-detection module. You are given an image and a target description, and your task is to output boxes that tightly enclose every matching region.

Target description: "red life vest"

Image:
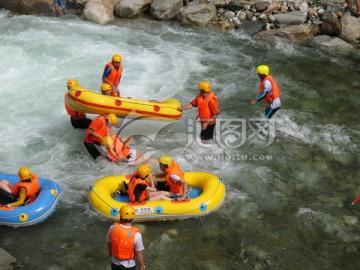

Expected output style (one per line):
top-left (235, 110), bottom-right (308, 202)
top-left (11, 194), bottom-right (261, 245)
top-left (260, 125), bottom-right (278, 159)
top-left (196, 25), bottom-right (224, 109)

top-left (259, 75), bottom-right (281, 102)
top-left (109, 222), bottom-right (140, 260)
top-left (12, 174), bottom-right (40, 204)
top-left (84, 115), bottom-right (109, 143)
top-left (165, 162), bottom-right (185, 194)
top-left (106, 135), bottom-right (131, 162)
top-left (193, 92), bottom-right (219, 125)
top-left (128, 176), bottom-right (148, 203)
top-left (104, 62), bottom-right (123, 87)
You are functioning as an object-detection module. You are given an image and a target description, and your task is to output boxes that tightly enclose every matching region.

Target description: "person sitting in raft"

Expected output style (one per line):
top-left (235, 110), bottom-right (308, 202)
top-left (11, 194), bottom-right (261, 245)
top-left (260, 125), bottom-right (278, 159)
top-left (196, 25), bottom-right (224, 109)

top-left (100, 83), bottom-right (119, 97)
top-left (84, 113), bottom-right (118, 160)
top-left (0, 167), bottom-right (40, 207)
top-left (65, 79), bottom-right (92, 129)
top-left (101, 135), bottom-right (157, 166)
top-left (126, 164), bottom-right (170, 203)
top-left (153, 156), bottom-right (190, 201)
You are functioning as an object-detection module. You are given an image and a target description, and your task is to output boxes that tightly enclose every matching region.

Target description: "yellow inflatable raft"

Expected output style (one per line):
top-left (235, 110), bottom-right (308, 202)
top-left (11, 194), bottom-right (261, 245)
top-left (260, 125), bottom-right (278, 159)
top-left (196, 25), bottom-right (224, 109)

top-left (88, 172), bottom-right (225, 221)
top-left (65, 87), bottom-right (182, 121)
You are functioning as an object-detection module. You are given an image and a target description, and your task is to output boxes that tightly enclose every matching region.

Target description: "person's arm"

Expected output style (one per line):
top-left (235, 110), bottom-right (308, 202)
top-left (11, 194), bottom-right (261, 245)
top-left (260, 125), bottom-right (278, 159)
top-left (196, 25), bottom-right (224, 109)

top-left (249, 80), bottom-right (271, 105)
top-left (201, 100), bottom-right (219, 130)
top-left (8, 188), bottom-right (26, 207)
top-left (177, 102), bottom-right (194, 111)
top-left (177, 178), bottom-right (189, 201)
top-left (135, 250), bottom-right (145, 270)
top-left (153, 172), bottom-right (166, 179)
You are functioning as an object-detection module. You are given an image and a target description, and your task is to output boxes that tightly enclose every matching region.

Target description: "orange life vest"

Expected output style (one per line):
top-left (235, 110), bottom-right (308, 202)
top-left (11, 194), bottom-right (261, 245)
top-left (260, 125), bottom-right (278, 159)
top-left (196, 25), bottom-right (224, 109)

top-left (12, 174), bottom-right (40, 204)
top-left (165, 162), bottom-right (185, 194)
top-left (128, 176), bottom-right (148, 203)
top-left (84, 115), bottom-right (109, 143)
top-left (259, 75), bottom-right (281, 102)
top-left (194, 92), bottom-right (219, 125)
top-left (109, 222), bottom-right (140, 260)
top-left (106, 134), bottom-right (131, 162)
top-left (105, 62), bottom-right (123, 87)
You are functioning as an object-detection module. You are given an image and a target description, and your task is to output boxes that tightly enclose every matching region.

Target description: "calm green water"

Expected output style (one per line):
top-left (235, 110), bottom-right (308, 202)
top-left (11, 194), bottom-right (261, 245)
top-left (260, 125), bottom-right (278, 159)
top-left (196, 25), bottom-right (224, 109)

top-left (0, 9), bottom-right (360, 270)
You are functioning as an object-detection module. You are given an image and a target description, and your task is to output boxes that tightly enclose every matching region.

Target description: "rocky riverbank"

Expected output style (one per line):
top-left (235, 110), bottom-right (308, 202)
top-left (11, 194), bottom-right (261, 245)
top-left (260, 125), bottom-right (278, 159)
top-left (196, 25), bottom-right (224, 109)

top-left (0, 0), bottom-right (360, 51)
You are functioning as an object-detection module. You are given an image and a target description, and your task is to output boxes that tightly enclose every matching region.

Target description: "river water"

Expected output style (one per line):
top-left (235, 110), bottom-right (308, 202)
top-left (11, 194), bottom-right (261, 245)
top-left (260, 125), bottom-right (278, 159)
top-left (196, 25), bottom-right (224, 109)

top-left (1, 8), bottom-right (360, 270)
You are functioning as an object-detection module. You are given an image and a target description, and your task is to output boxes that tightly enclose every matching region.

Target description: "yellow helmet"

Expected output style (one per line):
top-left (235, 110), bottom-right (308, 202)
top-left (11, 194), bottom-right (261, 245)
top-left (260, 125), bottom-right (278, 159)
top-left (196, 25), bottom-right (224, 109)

top-left (120, 205), bottom-right (135, 219)
top-left (137, 164), bottom-right (151, 179)
top-left (106, 114), bottom-right (118, 125)
top-left (67, 79), bottom-right (79, 89)
top-left (101, 135), bottom-right (113, 148)
top-left (158, 156), bottom-right (173, 167)
top-left (198, 81), bottom-right (211, 92)
top-left (112, 54), bottom-right (122, 63)
top-left (256, 65), bottom-right (269, 75)
top-left (101, 83), bottom-right (112, 92)
top-left (18, 167), bottom-right (32, 181)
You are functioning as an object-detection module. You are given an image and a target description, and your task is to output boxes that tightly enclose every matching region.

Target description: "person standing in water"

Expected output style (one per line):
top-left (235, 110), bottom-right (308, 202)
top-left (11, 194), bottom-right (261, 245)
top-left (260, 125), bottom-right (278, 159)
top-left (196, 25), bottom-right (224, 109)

top-left (248, 65), bottom-right (281, 120)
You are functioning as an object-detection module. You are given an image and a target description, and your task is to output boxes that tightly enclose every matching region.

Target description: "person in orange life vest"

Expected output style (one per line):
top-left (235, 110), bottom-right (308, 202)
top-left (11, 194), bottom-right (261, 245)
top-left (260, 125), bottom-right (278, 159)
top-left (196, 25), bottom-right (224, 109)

top-left (102, 54), bottom-right (123, 97)
top-left (84, 113), bottom-right (118, 160)
top-left (107, 205), bottom-right (145, 270)
top-left (0, 167), bottom-right (40, 207)
top-left (65, 80), bottom-right (92, 129)
top-left (101, 83), bottom-right (119, 97)
top-left (177, 81), bottom-right (220, 141)
top-left (127, 164), bottom-right (171, 203)
top-left (153, 156), bottom-right (190, 201)
top-left (101, 135), bottom-right (137, 164)
top-left (248, 65), bottom-right (281, 120)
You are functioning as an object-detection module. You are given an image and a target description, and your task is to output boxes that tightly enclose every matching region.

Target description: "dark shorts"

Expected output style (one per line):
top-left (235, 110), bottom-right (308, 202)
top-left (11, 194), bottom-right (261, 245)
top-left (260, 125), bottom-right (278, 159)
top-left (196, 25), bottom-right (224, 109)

top-left (156, 181), bottom-right (170, 191)
top-left (111, 262), bottom-right (136, 270)
top-left (71, 117), bottom-right (92, 129)
top-left (0, 189), bottom-right (18, 205)
top-left (200, 123), bottom-right (215, 141)
top-left (84, 142), bottom-right (101, 160)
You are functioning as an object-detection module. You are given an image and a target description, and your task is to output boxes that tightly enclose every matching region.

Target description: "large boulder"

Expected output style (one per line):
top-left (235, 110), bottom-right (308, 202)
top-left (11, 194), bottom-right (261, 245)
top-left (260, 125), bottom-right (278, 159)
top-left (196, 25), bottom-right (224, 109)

top-left (0, 0), bottom-right (53, 15)
top-left (150, 0), bottom-right (183, 20)
top-left (312, 35), bottom-right (355, 52)
top-left (253, 24), bottom-right (315, 45)
top-left (82, 0), bottom-right (116, 24)
top-left (340, 15), bottom-right (360, 42)
top-left (179, 3), bottom-right (217, 26)
top-left (115, 0), bottom-right (152, 18)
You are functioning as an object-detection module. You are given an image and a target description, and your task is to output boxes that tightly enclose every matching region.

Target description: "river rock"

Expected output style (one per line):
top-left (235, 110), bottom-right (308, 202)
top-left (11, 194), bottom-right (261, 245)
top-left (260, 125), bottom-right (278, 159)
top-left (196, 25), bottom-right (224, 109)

top-left (340, 14), bottom-right (360, 42)
top-left (253, 24), bottom-right (315, 45)
top-left (320, 15), bottom-right (342, 36)
top-left (312, 35), bottom-right (355, 51)
top-left (0, 248), bottom-right (16, 270)
top-left (115, 0), bottom-right (152, 18)
top-left (150, 0), bottom-right (183, 20)
top-left (274, 10), bottom-right (308, 26)
top-left (0, 0), bottom-right (53, 15)
top-left (82, 0), bottom-right (116, 24)
top-left (236, 20), bottom-right (264, 36)
top-left (179, 3), bottom-right (217, 26)
top-left (211, 0), bottom-right (232, 8)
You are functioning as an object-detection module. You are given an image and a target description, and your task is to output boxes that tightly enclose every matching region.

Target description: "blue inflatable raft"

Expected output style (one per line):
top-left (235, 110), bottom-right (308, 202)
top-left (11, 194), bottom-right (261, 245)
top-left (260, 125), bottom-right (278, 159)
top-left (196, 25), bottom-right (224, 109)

top-left (0, 173), bottom-right (63, 227)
